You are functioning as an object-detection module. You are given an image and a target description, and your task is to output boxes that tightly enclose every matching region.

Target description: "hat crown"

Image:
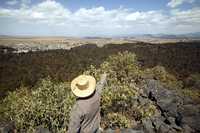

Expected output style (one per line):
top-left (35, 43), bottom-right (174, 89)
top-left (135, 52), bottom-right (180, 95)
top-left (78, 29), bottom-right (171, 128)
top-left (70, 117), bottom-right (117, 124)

top-left (76, 78), bottom-right (89, 90)
top-left (71, 75), bottom-right (96, 98)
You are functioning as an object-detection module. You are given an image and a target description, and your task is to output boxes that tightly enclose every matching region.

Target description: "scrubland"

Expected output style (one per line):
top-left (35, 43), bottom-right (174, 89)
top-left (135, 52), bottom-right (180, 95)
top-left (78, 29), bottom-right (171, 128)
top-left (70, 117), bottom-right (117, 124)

top-left (0, 40), bottom-right (200, 132)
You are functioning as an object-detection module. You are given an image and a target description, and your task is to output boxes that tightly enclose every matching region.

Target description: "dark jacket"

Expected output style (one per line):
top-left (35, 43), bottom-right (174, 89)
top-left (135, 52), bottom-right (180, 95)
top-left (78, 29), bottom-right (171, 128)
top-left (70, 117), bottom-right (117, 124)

top-left (68, 75), bottom-right (107, 133)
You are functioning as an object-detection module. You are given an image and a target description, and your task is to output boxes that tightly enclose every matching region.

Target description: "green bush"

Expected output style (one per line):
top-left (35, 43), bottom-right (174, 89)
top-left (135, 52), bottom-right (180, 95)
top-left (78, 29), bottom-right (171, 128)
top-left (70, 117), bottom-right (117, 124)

top-left (85, 51), bottom-right (141, 83)
top-left (104, 112), bottom-right (132, 128)
top-left (181, 74), bottom-right (200, 101)
top-left (85, 51), bottom-right (156, 128)
top-left (142, 66), bottom-right (183, 90)
top-left (3, 78), bottom-right (75, 132)
top-left (137, 104), bottom-right (157, 118)
top-left (100, 84), bottom-right (139, 128)
top-left (184, 74), bottom-right (200, 88)
top-left (181, 89), bottom-right (200, 101)
top-left (101, 85), bottom-right (137, 114)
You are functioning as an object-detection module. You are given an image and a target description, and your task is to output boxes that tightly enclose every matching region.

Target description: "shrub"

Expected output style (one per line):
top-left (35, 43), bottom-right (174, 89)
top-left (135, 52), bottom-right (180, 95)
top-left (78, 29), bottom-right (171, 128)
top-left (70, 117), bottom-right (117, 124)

top-left (181, 89), bottom-right (200, 101)
top-left (184, 74), bottom-right (200, 88)
top-left (103, 112), bottom-right (132, 128)
top-left (137, 104), bottom-right (157, 118)
top-left (100, 84), bottom-right (139, 128)
top-left (142, 66), bottom-right (183, 90)
top-left (3, 78), bottom-right (75, 132)
top-left (85, 51), bottom-right (141, 83)
top-left (85, 51), bottom-right (156, 128)
top-left (101, 84), bottom-right (137, 114)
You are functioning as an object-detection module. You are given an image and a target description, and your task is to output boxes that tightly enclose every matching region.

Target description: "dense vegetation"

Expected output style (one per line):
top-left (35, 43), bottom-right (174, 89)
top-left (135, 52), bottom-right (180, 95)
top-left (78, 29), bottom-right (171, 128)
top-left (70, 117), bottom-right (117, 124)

top-left (1, 51), bottom-right (200, 132)
top-left (3, 79), bottom-right (75, 132)
top-left (1, 42), bottom-right (200, 99)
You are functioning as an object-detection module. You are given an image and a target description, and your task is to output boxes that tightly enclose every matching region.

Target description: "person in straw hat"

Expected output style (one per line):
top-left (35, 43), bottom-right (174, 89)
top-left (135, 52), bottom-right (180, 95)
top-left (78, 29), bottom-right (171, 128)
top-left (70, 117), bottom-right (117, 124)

top-left (68, 73), bottom-right (107, 133)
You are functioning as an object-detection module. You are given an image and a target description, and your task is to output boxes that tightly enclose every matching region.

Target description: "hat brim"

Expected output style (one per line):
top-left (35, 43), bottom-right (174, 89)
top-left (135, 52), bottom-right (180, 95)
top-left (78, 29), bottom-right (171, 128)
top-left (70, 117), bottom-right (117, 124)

top-left (71, 75), bottom-right (96, 98)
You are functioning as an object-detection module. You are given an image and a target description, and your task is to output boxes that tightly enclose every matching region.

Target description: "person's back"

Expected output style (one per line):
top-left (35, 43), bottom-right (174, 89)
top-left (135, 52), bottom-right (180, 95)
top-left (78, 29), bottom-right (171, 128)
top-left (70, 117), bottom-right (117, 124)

top-left (77, 91), bottom-right (100, 132)
top-left (68, 74), bottom-right (106, 133)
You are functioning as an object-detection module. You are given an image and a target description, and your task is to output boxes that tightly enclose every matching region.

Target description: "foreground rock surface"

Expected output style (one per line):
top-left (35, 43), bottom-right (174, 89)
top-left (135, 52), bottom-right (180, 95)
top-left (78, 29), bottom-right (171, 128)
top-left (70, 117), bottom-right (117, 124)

top-left (141, 79), bottom-right (199, 133)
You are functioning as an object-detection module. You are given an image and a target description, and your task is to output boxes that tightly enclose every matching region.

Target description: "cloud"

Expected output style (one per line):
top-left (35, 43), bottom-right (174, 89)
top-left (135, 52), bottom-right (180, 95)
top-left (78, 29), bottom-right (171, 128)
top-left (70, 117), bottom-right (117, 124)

top-left (167, 0), bottom-right (195, 8)
top-left (6, 0), bottom-right (18, 6)
top-left (1, 1), bottom-right (164, 28)
top-left (0, 0), bottom-right (71, 25)
top-left (0, 0), bottom-right (199, 36)
top-left (170, 7), bottom-right (200, 27)
top-left (20, 0), bottom-right (31, 8)
top-left (125, 11), bottom-right (167, 24)
top-left (5, 0), bottom-right (31, 8)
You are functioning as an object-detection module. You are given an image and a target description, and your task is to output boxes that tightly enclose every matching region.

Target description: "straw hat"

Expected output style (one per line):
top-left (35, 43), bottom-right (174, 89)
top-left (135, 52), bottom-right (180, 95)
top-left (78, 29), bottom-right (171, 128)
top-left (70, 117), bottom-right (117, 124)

top-left (71, 75), bottom-right (96, 98)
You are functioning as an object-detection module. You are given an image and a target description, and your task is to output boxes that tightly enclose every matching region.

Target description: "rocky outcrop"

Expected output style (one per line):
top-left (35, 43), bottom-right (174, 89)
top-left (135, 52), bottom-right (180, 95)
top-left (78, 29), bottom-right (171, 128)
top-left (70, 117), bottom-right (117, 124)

top-left (141, 79), bottom-right (199, 133)
top-left (104, 79), bottom-right (199, 133)
top-left (0, 121), bottom-right (16, 133)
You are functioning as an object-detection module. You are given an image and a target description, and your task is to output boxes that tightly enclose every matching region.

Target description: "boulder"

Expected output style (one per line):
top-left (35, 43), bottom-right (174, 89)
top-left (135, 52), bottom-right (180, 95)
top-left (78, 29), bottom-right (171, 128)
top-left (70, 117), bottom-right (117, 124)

top-left (177, 100), bottom-right (200, 131)
top-left (142, 79), bottom-right (200, 132)
top-left (157, 123), bottom-right (177, 133)
top-left (144, 79), bottom-right (183, 117)
top-left (0, 121), bottom-right (16, 133)
top-left (142, 119), bottom-right (155, 133)
top-left (35, 126), bottom-right (50, 133)
top-left (182, 125), bottom-right (195, 133)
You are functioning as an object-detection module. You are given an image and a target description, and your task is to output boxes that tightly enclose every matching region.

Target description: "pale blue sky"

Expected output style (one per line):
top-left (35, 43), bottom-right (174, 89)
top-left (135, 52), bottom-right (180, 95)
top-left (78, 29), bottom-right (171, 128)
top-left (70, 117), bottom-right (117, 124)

top-left (0, 0), bottom-right (199, 36)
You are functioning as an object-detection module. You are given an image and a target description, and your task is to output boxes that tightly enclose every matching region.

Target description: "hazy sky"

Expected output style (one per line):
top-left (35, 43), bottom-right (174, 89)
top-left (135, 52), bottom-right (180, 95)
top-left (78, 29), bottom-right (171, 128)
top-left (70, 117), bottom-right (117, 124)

top-left (0, 0), bottom-right (200, 36)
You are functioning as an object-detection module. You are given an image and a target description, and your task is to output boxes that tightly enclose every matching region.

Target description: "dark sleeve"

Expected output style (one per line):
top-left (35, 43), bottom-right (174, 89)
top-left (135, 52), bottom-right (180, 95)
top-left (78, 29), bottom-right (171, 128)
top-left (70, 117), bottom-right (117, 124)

top-left (96, 74), bottom-right (107, 94)
top-left (68, 103), bottom-right (83, 133)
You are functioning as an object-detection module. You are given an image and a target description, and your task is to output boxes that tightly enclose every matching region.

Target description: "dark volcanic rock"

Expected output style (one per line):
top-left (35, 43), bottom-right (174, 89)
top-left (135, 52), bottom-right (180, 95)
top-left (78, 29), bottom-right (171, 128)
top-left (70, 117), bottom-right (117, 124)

top-left (0, 121), bottom-right (16, 133)
top-left (141, 116), bottom-right (181, 133)
top-left (142, 119), bottom-right (155, 133)
top-left (178, 104), bottom-right (200, 132)
top-left (35, 126), bottom-right (50, 133)
top-left (144, 79), bottom-right (183, 117)
top-left (142, 79), bottom-right (200, 132)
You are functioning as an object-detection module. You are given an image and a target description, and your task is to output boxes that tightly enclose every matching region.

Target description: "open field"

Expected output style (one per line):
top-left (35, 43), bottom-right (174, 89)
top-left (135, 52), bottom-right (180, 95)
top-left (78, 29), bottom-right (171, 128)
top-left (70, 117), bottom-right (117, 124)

top-left (0, 36), bottom-right (200, 53)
